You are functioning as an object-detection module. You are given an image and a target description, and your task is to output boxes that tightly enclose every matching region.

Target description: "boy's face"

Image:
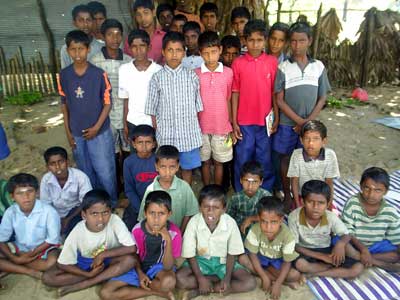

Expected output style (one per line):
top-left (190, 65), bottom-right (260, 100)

top-left (73, 12), bottom-right (94, 35)
top-left (200, 197), bottom-right (225, 229)
top-left (93, 12), bottom-right (106, 35)
top-left (47, 154), bottom-right (68, 180)
top-left (67, 41), bottom-right (90, 65)
top-left (290, 32), bottom-right (311, 57)
top-left (104, 28), bottom-right (122, 51)
top-left (259, 210), bottom-right (283, 241)
top-left (170, 20), bottom-right (185, 33)
top-left (82, 202), bottom-right (111, 232)
top-left (159, 10), bottom-right (174, 31)
top-left (201, 12), bottom-right (217, 32)
top-left (144, 203), bottom-right (171, 233)
top-left (200, 45), bottom-right (222, 69)
top-left (155, 158), bottom-right (179, 183)
top-left (222, 46), bottom-right (239, 67)
top-left (184, 30), bottom-right (199, 52)
top-left (268, 30), bottom-right (287, 56)
top-left (162, 41), bottom-right (185, 69)
top-left (240, 173), bottom-right (263, 197)
top-left (11, 186), bottom-right (37, 214)
top-left (132, 136), bottom-right (156, 158)
top-left (301, 130), bottom-right (326, 158)
top-left (232, 17), bottom-right (248, 38)
top-left (360, 178), bottom-right (387, 206)
top-left (304, 193), bottom-right (328, 222)
top-left (246, 31), bottom-right (266, 57)
top-left (135, 7), bottom-right (154, 29)
top-left (130, 38), bottom-right (150, 61)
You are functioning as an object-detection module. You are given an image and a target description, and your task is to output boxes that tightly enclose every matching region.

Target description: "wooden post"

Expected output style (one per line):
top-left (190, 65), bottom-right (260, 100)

top-left (37, 51), bottom-right (48, 94)
top-left (312, 3), bottom-right (323, 58)
top-left (10, 58), bottom-right (18, 96)
top-left (277, 0), bottom-right (282, 23)
top-left (27, 62), bottom-right (34, 92)
top-left (360, 9), bottom-right (375, 88)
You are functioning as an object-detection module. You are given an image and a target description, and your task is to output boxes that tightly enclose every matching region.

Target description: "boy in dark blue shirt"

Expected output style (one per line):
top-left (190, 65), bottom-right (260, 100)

top-left (122, 125), bottom-right (157, 230)
top-left (58, 30), bottom-right (117, 207)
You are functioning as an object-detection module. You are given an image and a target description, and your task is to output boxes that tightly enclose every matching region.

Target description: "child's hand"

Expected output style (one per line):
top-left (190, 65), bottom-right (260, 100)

top-left (360, 249), bottom-right (373, 267)
top-left (261, 275), bottom-right (271, 291)
top-left (319, 253), bottom-right (334, 265)
top-left (332, 242), bottom-right (346, 266)
top-left (123, 125), bottom-right (129, 143)
top-left (13, 251), bottom-right (37, 264)
top-left (66, 134), bottom-right (76, 149)
top-left (232, 124), bottom-right (243, 141)
top-left (271, 119), bottom-right (279, 135)
top-left (229, 132), bottom-right (237, 145)
top-left (82, 127), bottom-right (99, 140)
top-left (198, 275), bottom-right (213, 295)
top-left (139, 272), bottom-right (151, 290)
top-left (91, 253), bottom-right (105, 269)
top-left (240, 218), bottom-right (252, 235)
top-left (88, 263), bottom-right (104, 278)
top-left (269, 282), bottom-right (282, 300)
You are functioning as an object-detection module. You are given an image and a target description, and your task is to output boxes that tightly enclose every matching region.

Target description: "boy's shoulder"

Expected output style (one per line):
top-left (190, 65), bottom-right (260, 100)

top-left (279, 57), bottom-right (325, 73)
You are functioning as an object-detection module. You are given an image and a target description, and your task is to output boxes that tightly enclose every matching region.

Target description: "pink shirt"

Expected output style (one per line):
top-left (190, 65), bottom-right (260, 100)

top-left (232, 52), bottom-right (278, 126)
top-left (195, 63), bottom-right (233, 135)
top-left (124, 29), bottom-right (165, 64)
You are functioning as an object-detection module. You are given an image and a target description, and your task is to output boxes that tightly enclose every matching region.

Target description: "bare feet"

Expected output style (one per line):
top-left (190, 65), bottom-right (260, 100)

top-left (182, 289), bottom-right (200, 300)
top-left (299, 274), bottom-right (307, 286)
top-left (58, 282), bottom-right (84, 297)
top-left (167, 291), bottom-right (176, 300)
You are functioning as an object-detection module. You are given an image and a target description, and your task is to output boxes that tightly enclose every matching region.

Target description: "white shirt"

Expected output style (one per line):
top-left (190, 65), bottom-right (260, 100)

top-left (118, 60), bottom-right (162, 125)
top-left (40, 168), bottom-right (92, 218)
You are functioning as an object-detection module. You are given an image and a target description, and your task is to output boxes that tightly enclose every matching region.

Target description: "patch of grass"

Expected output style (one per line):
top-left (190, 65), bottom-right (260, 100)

top-left (6, 91), bottom-right (43, 106)
top-left (326, 95), bottom-right (368, 109)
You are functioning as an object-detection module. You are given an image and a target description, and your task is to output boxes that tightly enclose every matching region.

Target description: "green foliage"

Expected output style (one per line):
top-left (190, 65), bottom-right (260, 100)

top-left (326, 95), bottom-right (368, 109)
top-left (6, 91), bottom-right (43, 105)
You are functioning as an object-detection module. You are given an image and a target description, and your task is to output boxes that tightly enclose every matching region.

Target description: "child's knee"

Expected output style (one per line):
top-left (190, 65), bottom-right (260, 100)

top-left (120, 255), bottom-right (136, 268)
top-left (294, 259), bottom-right (308, 271)
top-left (349, 263), bottom-right (364, 278)
top-left (176, 268), bottom-right (190, 289)
top-left (287, 268), bottom-right (301, 281)
top-left (242, 272), bottom-right (257, 290)
top-left (42, 269), bottom-right (56, 286)
top-left (159, 272), bottom-right (176, 291)
top-left (99, 284), bottom-right (114, 300)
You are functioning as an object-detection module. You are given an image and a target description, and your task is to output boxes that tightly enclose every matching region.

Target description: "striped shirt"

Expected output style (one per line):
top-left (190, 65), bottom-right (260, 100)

top-left (145, 64), bottom-right (203, 152)
top-left (342, 194), bottom-right (400, 246)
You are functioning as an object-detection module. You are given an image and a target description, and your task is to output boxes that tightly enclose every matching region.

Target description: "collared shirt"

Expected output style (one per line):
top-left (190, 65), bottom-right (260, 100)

top-left (0, 200), bottom-right (60, 252)
top-left (182, 213), bottom-right (244, 263)
top-left (194, 62), bottom-right (233, 135)
top-left (60, 38), bottom-right (103, 69)
top-left (287, 147), bottom-right (340, 192)
top-left (91, 48), bottom-right (131, 129)
top-left (182, 55), bottom-right (204, 70)
top-left (227, 188), bottom-right (271, 228)
top-left (145, 64), bottom-right (203, 152)
top-left (288, 207), bottom-right (348, 249)
top-left (123, 29), bottom-right (165, 64)
top-left (342, 194), bottom-right (400, 246)
top-left (232, 52), bottom-right (278, 126)
top-left (245, 223), bottom-right (299, 262)
top-left (40, 167), bottom-right (92, 218)
top-left (138, 175), bottom-right (199, 227)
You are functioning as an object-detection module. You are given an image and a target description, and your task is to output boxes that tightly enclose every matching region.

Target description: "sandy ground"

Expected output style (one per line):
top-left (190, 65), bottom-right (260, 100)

top-left (0, 85), bottom-right (399, 300)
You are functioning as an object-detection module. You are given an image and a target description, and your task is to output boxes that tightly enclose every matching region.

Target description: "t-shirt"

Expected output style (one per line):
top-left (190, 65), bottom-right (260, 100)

top-left (275, 56), bottom-right (331, 126)
top-left (57, 63), bottom-right (111, 137)
top-left (118, 60), bottom-right (162, 126)
top-left (58, 214), bottom-right (134, 264)
top-left (342, 194), bottom-right (400, 247)
top-left (245, 223), bottom-right (299, 262)
top-left (132, 220), bottom-right (182, 271)
top-left (287, 148), bottom-right (340, 192)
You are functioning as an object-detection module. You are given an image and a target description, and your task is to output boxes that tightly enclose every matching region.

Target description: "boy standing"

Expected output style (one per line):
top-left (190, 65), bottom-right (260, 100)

top-left (156, 3), bottom-right (174, 32)
top-left (268, 22), bottom-right (289, 64)
top-left (273, 22), bottom-right (331, 209)
top-left (195, 31), bottom-right (233, 186)
top-left (87, 1), bottom-right (107, 42)
top-left (58, 30), bottom-right (117, 207)
top-left (145, 32), bottom-right (203, 185)
top-left (230, 6), bottom-right (251, 53)
top-left (221, 35), bottom-right (241, 67)
top-left (200, 2), bottom-right (218, 32)
top-left (0, 173), bottom-right (60, 279)
top-left (170, 14), bottom-right (188, 33)
top-left (288, 180), bottom-right (364, 278)
top-left (40, 146), bottom-right (92, 235)
top-left (182, 21), bottom-right (204, 70)
top-left (231, 19), bottom-right (278, 192)
top-left (176, 185), bottom-right (256, 299)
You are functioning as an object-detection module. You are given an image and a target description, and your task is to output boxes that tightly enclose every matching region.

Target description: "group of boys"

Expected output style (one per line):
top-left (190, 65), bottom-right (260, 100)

top-left (0, 0), bottom-right (399, 299)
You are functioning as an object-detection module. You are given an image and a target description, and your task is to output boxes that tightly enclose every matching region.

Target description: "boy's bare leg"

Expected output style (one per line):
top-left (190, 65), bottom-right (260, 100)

top-left (214, 161), bottom-right (224, 186)
top-left (26, 249), bottom-right (59, 272)
top-left (100, 280), bottom-right (173, 300)
top-left (149, 270), bottom-right (176, 299)
top-left (176, 266), bottom-right (219, 300)
top-left (295, 258), bottom-right (331, 275)
top-left (0, 253), bottom-right (42, 279)
top-left (213, 268), bottom-right (256, 295)
top-left (42, 265), bottom-right (86, 287)
top-left (314, 262), bottom-right (363, 279)
top-left (238, 254), bottom-right (255, 274)
top-left (279, 154), bottom-right (292, 212)
top-left (201, 160), bottom-right (211, 185)
top-left (181, 170), bottom-right (193, 185)
top-left (266, 266), bottom-right (306, 289)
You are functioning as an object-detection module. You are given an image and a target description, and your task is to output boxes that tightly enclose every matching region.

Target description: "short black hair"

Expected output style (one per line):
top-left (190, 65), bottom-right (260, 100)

top-left (301, 120), bottom-right (327, 139)
top-left (269, 22), bottom-right (289, 39)
top-left (200, 2), bottom-right (218, 18)
top-left (221, 35), bottom-right (241, 51)
top-left (244, 19), bottom-right (268, 38)
top-left (43, 146), bottom-right (68, 164)
top-left (198, 31), bottom-right (220, 50)
top-left (100, 18), bottom-right (123, 36)
top-left (183, 21), bottom-right (201, 35)
top-left (128, 29), bottom-right (150, 46)
top-left (132, 0), bottom-right (154, 11)
top-left (301, 180), bottom-right (330, 202)
top-left (172, 14), bottom-right (188, 24)
top-left (131, 124), bottom-right (155, 142)
top-left (162, 31), bottom-right (185, 49)
top-left (230, 6), bottom-right (251, 23)
top-left (199, 184), bottom-right (226, 207)
top-left (240, 161), bottom-right (264, 179)
top-left (360, 167), bottom-right (390, 190)
top-left (288, 21), bottom-right (312, 39)
top-left (156, 3), bottom-right (173, 20)
top-left (155, 145), bottom-right (179, 163)
top-left (87, 1), bottom-right (107, 17)
top-left (81, 189), bottom-right (112, 211)
top-left (7, 173), bottom-right (39, 194)
top-left (65, 30), bottom-right (91, 47)
top-left (144, 190), bottom-right (172, 212)
top-left (257, 196), bottom-right (285, 217)
top-left (72, 4), bottom-right (92, 20)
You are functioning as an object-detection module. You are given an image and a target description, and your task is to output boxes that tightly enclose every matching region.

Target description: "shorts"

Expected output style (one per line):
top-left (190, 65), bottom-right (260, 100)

top-left (179, 148), bottom-right (201, 170)
top-left (111, 125), bottom-right (130, 153)
top-left (9, 243), bottom-right (59, 260)
top-left (257, 253), bottom-right (283, 270)
top-left (331, 237), bottom-right (397, 255)
top-left (295, 247), bottom-right (358, 268)
top-left (200, 134), bottom-right (233, 163)
top-left (145, 262), bottom-right (177, 280)
top-left (272, 124), bottom-right (302, 155)
top-left (182, 256), bottom-right (245, 280)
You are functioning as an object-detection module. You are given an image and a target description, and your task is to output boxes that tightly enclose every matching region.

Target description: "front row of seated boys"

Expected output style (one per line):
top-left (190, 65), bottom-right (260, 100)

top-left (0, 168), bottom-right (399, 299)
